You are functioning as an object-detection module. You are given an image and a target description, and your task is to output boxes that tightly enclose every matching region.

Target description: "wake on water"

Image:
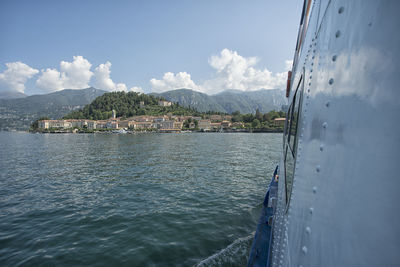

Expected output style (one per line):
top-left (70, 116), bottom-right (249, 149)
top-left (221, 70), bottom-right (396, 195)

top-left (195, 202), bottom-right (263, 266)
top-left (196, 233), bottom-right (255, 267)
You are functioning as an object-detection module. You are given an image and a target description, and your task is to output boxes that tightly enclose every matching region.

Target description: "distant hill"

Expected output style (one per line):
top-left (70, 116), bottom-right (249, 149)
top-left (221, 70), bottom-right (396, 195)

top-left (0, 87), bottom-right (287, 131)
top-left (0, 87), bottom-right (106, 130)
top-left (151, 89), bottom-right (225, 112)
top-left (152, 88), bottom-right (287, 114)
top-left (0, 91), bottom-right (27, 99)
top-left (63, 91), bottom-right (207, 120)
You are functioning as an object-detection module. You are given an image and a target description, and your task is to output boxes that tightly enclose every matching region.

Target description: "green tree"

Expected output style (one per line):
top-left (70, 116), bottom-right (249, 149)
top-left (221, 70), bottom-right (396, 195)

top-left (252, 119), bottom-right (261, 128)
top-left (255, 108), bottom-right (263, 121)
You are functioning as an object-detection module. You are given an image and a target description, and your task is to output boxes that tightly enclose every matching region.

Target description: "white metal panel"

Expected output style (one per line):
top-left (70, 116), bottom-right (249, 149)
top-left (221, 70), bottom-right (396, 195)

top-left (273, 0), bottom-right (400, 266)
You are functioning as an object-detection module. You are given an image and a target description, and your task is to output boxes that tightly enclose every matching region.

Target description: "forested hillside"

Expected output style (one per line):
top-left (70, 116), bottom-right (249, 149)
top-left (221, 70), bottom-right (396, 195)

top-left (63, 91), bottom-right (224, 120)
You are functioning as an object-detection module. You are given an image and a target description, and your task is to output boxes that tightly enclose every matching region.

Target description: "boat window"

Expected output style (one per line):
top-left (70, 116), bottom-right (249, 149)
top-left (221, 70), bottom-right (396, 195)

top-left (287, 75), bottom-right (303, 155)
top-left (287, 90), bottom-right (297, 155)
top-left (284, 145), bottom-right (295, 204)
top-left (284, 73), bottom-right (304, 209)
top-left (283, 103), bottom-right (292, 148)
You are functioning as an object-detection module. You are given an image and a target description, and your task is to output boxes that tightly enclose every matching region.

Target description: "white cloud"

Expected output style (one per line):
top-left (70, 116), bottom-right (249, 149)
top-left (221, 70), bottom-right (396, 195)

top-left (148, 49), bottom-right (291, 94)
top-left (36, 68), bottom-right (63, 91)
top-left (0, 62), bottom-right (39, 93)
top-left (93, 61), bottom-right (128, 92)
top-left (202, 48), bottom-right (288, 94)
top-left (150, 72), bottom-right (199, 93)
top-left (129, 86), bottom-right (144, 93)
top-left (285, 60), bottom-right (293, 71)
top-left (60, 56), bottom-right (93, 89)
top-left (36, 56), bottom-right (93, 92)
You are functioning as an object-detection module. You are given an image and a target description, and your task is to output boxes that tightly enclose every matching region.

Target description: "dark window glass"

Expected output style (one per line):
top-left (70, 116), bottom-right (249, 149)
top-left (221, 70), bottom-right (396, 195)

top-left (284, 145), bottom-right (295, 204)
top-left (284, 74), bottom-right (304, 208)
top-left (288, 90), bottom-right (298, 155)
top-left (283, 103), bottom-right (293, 149)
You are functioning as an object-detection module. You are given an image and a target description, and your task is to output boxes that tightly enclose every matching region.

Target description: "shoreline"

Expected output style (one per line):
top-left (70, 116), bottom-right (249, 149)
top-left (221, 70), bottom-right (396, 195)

top-left (4, 129), bottom-right (284, 134)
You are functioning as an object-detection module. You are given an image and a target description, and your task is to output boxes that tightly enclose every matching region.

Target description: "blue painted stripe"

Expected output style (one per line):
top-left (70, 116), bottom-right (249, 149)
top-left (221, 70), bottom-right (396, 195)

top-left (247, 166), bottom-right (278, 267)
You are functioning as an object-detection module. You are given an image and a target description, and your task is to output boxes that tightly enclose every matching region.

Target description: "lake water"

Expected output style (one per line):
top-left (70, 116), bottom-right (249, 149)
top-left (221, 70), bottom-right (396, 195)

top-left (0, 132), bottom-right (281, 266)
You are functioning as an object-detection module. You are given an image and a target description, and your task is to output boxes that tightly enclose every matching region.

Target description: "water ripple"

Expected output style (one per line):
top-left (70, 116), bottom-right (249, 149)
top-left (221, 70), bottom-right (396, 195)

top-left (0, 132), bottom-right (281, 266)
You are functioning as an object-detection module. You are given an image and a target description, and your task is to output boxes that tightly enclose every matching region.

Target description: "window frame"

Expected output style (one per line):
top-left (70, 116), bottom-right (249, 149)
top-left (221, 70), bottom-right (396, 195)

top-left (284, 71), bottom-right (304, 210)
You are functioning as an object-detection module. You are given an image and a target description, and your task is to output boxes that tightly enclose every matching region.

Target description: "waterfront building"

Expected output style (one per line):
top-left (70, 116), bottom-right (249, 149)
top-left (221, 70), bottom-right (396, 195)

top-left (198, 120), bottom-right (211, 131)
top-left (231, 122), bottom-right (244, 129)
top-left (210, 122), bottom-right (221, 130)
top-left (132, 121), bottom-right (153, 129)
top-left (210, 115), bottom-right (222, 121)
top-left (221, 120), bottom-right (231, 129)
top-left (38, 120), bottom-right (72, 129)
top-left (87, 121), bottom-right (97, 130)
top-left (173, 121), bottom-right (183, 129)
top-left (192, 116), bottom-right (202, 121)
top-left (154, 117), bottom-right (166, 123)
top-left (38, 120), bottom-right (49, 129)
top-left (134, 116), bottom-right (152, 122)
top-left (95, 121), bottom-right (107, 129)
top-left (69, 119), bottom-right (88, 128)
top-left (106, 121), bottom-right (118, 129)
top-left (160, 120), bottom-right (174, 130)
top-left (118, 120), bottom-right (130, 129)
top-left (274, 118), bottom-right (286, 126)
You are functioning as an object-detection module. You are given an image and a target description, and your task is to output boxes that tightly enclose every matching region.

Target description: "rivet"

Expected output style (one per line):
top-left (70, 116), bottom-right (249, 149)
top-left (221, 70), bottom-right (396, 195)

top-left (308, 82), bottom-right (311, 86)
top-left (309, 207), bottom-right (314, 214)
top-left (322, 122), bottom-right (328, 129)
top-left (313, 186), bottom-right (317, 193)
top-left (310, 69), bottom-right (313, 72)
top-left (313, 49), bottom-right (316, 53)
top-left (329, 78), bottom-right (334, 85)
top-left (310, 75), bottom-right (312, 79)
top-left (335, 30), bottom-right (341, 38)
top-left (302, 246), bottom-right (308, 254)
top-left (307, 89), bottom-right (310, 93)
top-left (311, 62), bottom-right (314, 66)
top-left (306, 227), bottom-right (311, 234)
top-left (325, 101), bottom-right (330, 107)
top-left (338, 7), bottom-right (345, 14)
top-left (320, 144), bottom-right (324, 151)
top-left (316, 165), bottom-right (321, 172)
top-left (312, 55), bottom-right (315, 59)
top-left (332, 55), bottom-right (337, 62)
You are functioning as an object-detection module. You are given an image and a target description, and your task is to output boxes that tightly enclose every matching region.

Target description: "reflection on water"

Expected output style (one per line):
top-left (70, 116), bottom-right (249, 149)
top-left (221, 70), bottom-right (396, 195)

top-left (0, 132), bottom-right (281, 266)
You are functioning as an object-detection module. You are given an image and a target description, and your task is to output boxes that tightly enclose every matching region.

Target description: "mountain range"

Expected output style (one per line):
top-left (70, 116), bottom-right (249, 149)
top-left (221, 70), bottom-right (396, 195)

top-left (152, 88), bottom-right (287, 114)
top-left (0, 87), bottom-right (287, 130)
top-left (0, 88), bottom-right (106, 131)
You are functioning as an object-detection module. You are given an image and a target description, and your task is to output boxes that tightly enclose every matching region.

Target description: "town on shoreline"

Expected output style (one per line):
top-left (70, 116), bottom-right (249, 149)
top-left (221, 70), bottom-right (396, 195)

top-left (31, 109), bottom-right (286, 134)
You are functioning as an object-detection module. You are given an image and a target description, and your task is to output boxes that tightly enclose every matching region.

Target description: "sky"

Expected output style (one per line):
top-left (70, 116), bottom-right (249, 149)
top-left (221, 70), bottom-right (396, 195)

top-left (0, 0), bottom-right (303, 95)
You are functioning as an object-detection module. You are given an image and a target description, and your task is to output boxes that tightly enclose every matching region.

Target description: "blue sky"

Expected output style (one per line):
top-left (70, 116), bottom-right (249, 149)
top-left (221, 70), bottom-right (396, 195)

top-left (0, 0), bottom-right (303, 95)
